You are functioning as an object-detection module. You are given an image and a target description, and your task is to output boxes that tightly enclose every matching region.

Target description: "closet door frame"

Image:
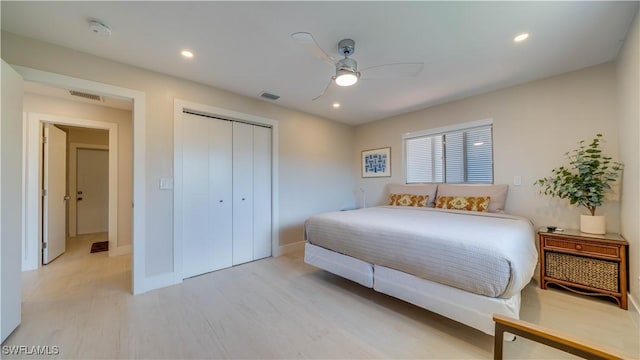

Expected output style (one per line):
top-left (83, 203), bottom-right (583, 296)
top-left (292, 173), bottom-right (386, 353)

top-left (174, 100), bottom-right (279, 280)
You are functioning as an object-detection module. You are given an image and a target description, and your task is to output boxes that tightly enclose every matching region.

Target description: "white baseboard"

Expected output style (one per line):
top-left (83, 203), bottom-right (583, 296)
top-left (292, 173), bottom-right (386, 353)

top-left (111, 244), bottom-right (132, 256)
top-left (274, 240), bottom-right (306, 257)
top-left (628, 292), bottom-right (639, 328)
top-left (140, 272), bottom-right (182, 294)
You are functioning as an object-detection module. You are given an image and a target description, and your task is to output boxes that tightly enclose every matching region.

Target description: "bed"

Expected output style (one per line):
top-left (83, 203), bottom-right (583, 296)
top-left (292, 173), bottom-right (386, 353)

top-left (303, 184), bottom-right (538, 336)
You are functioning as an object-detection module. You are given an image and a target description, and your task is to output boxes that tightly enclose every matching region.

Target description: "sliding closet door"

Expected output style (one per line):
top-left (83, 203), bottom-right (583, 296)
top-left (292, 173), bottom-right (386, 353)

top-left (253, 126), bottom-right (272, 260)
top-left (182, 114), bottom-right (233, 278)
top-left (232, 122), bottom-right (254, 265)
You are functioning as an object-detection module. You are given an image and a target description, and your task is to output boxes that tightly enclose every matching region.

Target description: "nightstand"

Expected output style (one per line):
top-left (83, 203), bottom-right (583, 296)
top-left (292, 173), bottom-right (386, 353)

top-left (538, 229), bottom-right (628, 309)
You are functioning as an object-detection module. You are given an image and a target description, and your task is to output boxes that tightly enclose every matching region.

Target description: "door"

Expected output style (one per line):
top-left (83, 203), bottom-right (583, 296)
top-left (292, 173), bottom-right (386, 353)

top-left (1, 60), bottom-right (23, 342)
top-left (233, 123), bottom-right (272, 263)
top-left (76, 148), bottom-right (109, 234)
top-left (232, 122), bottom-right (254, 265)
top-left (181, 113), bottom-right (233, 278)
top-left (253, 125), bottom-right (272, 260)
top-left (179, 112), bottom-right (272, 278)
top-left (42, 123), bottom-right (67, 264)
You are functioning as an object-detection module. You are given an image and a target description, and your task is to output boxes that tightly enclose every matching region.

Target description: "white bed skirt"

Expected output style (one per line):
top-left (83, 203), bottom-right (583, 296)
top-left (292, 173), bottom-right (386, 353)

top-left (304, 243), bottom-right (373, 288)
top-left (374, 265), bottom-right (520, 336)
top-left (304, 243), bottom-right (521, 336)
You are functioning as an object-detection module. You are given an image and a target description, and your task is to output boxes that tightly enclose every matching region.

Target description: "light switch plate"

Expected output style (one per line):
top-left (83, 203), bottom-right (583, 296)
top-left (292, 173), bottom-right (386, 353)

top-left (159, 177), bottom-right (174, 190)
top-left (513, 176), bottom-right (522, 186)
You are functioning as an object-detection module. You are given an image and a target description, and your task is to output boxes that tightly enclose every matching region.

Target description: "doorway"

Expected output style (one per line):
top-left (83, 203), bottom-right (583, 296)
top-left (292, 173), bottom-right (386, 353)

top-left (41, 123), bottom-right (113, 265)
top-left (27, 112), bottom-right (121, 267)
top-left (10, 65), bottom-right (146, 297)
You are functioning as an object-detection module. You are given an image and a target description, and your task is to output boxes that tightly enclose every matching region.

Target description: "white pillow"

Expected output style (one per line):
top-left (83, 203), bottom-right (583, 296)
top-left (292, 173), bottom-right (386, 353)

top-left (435, 184), bottom-right (508, 213)
top-left (387, 183), bottom-right (439, 207)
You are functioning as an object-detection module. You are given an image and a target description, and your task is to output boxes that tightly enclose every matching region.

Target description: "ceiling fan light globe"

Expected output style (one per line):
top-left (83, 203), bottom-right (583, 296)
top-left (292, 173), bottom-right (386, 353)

top-left (335, 71), bottom-right (358, 86)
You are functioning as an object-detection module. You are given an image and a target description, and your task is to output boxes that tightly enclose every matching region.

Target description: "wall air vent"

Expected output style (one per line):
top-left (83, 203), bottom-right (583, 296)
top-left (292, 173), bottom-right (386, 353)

top-left (68, 90), bottom-right (103, 102)
top-left (260, 92), bottom-right (280, 101)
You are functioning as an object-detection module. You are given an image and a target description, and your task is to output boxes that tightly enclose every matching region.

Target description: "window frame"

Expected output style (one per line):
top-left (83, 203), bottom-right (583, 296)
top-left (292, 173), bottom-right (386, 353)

top-left (402, 118), bottom-right (494, 184)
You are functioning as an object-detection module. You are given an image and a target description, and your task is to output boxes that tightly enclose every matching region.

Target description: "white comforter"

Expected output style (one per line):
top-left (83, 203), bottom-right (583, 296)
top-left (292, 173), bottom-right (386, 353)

top-left (304, 206), bottom-right (538, 298)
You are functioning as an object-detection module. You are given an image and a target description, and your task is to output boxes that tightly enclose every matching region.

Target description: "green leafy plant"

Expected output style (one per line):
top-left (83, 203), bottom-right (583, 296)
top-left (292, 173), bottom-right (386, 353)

top-left (535, 134), bottom-right (623, 216)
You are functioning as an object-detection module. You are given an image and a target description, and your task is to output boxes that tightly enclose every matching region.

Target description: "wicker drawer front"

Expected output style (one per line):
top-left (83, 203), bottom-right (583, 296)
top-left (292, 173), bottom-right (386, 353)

top-left (545, 252), bottom-right (619, 292)
top-left (544, 237), bottom-right (619, 258)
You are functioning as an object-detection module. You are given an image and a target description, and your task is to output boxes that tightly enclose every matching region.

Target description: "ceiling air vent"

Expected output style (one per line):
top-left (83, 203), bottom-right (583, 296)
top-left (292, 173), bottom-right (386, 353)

top-left (260, 92), bottom-right (280, 101)
top-left (69, 90), bottom-right (103, 102)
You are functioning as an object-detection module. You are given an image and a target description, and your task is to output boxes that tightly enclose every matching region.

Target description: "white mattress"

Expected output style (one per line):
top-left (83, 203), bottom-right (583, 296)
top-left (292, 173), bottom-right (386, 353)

top-left (304, 243), bottom-right (373, 288)
top-left (305, 206), bottom-right (537, 298)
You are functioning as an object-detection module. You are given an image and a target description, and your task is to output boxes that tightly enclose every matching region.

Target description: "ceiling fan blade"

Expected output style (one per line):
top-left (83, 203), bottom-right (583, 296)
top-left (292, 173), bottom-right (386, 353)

top-left (312, 77), bottom-right (335, 101)
top-left (291, 32), bottom-right (336, 65)
top-left (360, 63), bottom-right (424, 79)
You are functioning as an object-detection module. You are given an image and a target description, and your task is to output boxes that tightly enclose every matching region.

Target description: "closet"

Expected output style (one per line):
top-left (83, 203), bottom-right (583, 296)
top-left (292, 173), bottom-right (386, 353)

top-left (180, 112), bottom-right (272, 279)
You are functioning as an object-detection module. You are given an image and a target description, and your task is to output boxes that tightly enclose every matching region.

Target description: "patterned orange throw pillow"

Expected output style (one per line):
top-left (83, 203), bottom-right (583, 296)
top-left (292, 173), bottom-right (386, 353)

top-left (435, 196), bottom-right (491, 212)
top-left (389, 193), bottom-right (429, 207)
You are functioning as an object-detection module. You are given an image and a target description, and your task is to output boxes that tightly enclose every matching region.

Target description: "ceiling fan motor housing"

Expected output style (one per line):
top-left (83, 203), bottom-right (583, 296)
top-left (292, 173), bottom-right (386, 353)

top-left (337, 57), bottom-right (358, 73)
top-left (335, 57), bottom-right (360, 86)
top-left (338, 39), bottom-right (355, 56)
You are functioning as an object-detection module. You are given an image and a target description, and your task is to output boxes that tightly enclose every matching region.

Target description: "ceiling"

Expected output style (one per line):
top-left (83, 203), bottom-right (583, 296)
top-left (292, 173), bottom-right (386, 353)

top-left (2, 2), bottom-right (637, 125)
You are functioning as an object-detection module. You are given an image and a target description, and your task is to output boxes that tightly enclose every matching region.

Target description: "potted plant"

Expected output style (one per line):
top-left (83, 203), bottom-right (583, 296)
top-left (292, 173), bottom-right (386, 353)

top-left (535, 134), bottom-right (623, 234)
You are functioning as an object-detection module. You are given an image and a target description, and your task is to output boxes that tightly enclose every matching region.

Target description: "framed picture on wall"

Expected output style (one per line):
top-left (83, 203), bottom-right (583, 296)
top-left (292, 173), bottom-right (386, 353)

top-left (362, 147), bottom-right (391, 178)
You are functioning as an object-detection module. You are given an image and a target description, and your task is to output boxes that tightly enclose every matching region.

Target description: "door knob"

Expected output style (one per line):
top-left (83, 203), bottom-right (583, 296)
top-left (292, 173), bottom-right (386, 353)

top-left (64, 195), bottom-right (70, 201)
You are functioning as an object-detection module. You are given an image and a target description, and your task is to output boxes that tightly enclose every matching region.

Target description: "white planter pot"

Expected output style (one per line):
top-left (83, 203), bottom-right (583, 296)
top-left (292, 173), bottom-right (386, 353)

top-left (580, 215), bottom-right (606, 235)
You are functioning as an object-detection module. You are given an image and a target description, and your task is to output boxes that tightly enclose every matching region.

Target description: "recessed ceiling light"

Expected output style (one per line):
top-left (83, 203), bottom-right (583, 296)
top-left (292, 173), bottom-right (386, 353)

top-left (332, 102), bottom-right (340, 108)
top-left (473, 142), bottom-right (484, 146)
top-left (513, 33), bottom-right (529, 43)
top-left (181, 50), bottom-right (194, 58)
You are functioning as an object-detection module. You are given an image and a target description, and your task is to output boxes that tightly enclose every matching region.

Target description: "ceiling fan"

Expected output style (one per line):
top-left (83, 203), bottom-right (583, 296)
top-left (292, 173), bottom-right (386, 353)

top-left (291, 32), bottom-right (424, 101)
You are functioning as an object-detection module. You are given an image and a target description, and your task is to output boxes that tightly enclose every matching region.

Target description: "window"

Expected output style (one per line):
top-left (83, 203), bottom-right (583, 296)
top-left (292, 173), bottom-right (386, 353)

top-left (404, 120), bottom-right (493, 184)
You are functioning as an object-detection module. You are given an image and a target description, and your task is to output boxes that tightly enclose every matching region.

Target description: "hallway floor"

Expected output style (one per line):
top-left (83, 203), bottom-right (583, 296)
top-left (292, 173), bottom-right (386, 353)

top-left (22, 232), bottom-right (131, 304)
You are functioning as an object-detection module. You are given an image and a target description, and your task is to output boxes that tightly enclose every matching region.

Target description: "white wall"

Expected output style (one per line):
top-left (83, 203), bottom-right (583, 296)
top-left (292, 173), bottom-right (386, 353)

top-left (354, 63), bottom-right (621, 233)
top-left (616, 10), bottom-right (639, 309)
top-left (2, 32), bottom-right (355, 277)
top-left (1, 60), bottom-right (23, 342)
top-left (23, 93), bottom-right (133, 248)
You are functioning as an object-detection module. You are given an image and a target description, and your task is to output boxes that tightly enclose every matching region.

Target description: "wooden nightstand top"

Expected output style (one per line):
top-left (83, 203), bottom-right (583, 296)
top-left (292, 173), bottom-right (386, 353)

top-left (538, 228), bottom-right (627, 244)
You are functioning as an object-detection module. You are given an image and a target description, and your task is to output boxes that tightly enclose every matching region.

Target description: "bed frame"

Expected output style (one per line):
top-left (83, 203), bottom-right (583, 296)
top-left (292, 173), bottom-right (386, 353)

top-left (305, 243), bottom-right (521, 336)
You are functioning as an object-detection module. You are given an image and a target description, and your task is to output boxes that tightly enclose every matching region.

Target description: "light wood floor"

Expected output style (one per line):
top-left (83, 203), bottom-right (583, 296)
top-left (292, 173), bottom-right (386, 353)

top-left (4, 234), bottom-right (639, 359)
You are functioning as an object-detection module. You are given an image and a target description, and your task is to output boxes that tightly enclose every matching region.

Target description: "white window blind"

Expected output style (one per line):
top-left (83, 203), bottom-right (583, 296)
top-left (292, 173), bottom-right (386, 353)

top-left (406, 136), bottom-right (443, 183)
top-left (404, 123), bottom-right (493, 184)
top-left (465, 126), bottom-right (493, 183)
top-left (445, 131), bottom-right (464, 183)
